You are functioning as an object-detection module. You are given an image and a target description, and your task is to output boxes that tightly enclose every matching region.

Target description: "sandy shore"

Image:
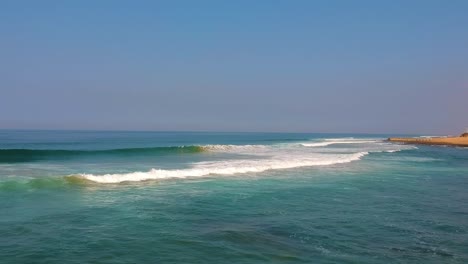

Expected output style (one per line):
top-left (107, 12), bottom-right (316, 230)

top-left (388, 136), bottom-right (468, 147)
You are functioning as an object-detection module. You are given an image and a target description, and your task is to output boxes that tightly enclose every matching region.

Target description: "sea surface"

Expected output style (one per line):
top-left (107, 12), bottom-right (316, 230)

top-left (0, 130), bottom-right (467, 263)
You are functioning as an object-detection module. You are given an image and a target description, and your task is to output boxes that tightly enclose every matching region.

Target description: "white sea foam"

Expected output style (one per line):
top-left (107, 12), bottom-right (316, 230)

top-left (201, 144), bottom-right (268, 152)
top-left (323, 137), bottom-right (381, 142)
top-left (385, 145), bottom-right (418, 152)
top-left (300, 142), bottom-right (334, 147)
top-left (79, 152), bottom-right (369, 183)
top-left (301, 139), bottom-right (379, 147)
top-left (78, 138), bottom-right (414, 184)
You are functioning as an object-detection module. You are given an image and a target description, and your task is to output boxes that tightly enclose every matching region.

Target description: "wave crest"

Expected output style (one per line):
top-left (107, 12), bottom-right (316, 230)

top-left (301, 139), bottom-right (379, 147)
top-left (78, 152), bottom-right (369, 183)
top-left (0, 144), bottom-right (277, 163)
top-left (0, 146), bottom-right (206, 163)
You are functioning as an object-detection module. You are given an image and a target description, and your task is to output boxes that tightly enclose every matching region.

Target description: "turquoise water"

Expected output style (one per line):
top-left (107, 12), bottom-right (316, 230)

top-left (1, 130), bottom-right (467, 263)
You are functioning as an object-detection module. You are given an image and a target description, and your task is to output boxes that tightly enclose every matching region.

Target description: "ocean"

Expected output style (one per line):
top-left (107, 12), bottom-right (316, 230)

top-left (0, 130), bottom-right (467, 263)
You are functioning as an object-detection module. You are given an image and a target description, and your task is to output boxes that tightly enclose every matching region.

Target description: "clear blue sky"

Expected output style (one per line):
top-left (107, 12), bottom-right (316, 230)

top-left (1, 1), bottom-right (467, 134)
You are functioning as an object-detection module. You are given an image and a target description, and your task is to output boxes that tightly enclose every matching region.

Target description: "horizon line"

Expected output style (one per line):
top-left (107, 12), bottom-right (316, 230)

top-left (0, 128), bottom-right (431, 136)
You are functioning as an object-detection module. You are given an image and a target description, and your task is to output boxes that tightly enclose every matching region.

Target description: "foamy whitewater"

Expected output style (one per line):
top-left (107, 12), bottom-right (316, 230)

top-left (1, 131), bottom-right (467, 264)
top-left (78, 138), bottom-right (412, 183)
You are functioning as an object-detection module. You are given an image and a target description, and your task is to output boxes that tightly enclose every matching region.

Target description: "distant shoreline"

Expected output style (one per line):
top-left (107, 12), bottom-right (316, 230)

top-left (388, 134), bottom-right (468, 147)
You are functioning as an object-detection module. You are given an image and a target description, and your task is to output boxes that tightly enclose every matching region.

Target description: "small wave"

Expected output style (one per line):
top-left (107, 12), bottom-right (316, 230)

top-left (201, 144), bottom-right (268, 152)
top-left (301, 142), bottom-right (334, 147)
top-left (0, 144), bottom-right (277, 163)
top-left (0, 146), bottom-right (206, 163)
top-left (301, 139), bottom-right (379, 147)
top-left (0, 176), bottom-right (88, 191)
top-left (258, 138), bottom-right (309, 142)
top-left (323, 137), bottom-right (381, 142)
top-left (78, 152), bottom-right (369, 183)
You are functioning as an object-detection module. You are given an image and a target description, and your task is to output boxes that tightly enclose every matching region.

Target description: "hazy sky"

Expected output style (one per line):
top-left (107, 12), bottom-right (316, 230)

top-left (1, 1), bottom-right (467, 134)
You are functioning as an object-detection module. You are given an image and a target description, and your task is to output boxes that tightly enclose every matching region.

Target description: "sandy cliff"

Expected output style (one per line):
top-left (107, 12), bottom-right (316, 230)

top-left (388, 134), bottom-right (468, 147)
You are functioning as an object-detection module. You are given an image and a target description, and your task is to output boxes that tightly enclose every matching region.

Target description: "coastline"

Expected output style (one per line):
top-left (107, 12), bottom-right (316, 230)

top-left (388, 136), bottom-right (468, 147)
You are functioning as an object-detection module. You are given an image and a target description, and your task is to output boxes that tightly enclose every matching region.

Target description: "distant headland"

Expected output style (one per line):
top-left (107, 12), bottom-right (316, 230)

top-left (388, 132), bottom-right (468, 147)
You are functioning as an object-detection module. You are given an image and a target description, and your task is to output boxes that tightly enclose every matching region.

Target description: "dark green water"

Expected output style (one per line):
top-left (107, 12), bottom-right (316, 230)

top-left (0, 131), bottom-right (467, 263)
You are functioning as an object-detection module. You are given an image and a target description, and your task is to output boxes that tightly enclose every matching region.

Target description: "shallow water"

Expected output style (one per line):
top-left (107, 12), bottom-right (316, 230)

top-left (1, 130), bottom-right (467, 263)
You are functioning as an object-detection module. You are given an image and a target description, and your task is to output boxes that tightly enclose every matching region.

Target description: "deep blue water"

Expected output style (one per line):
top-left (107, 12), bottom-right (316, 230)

top-left (0, 130), bottom-right (467, 263)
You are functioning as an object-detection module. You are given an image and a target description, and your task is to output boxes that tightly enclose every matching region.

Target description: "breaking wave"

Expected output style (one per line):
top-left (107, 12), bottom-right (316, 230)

top-left (301, 138), bottom-right (379, 147)
top-left (2, 137), bottom-right (416, 185)
top-left (77, 152), bottom-right (369, 183)
top-left (0, 146), bottom-right (209, 163)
